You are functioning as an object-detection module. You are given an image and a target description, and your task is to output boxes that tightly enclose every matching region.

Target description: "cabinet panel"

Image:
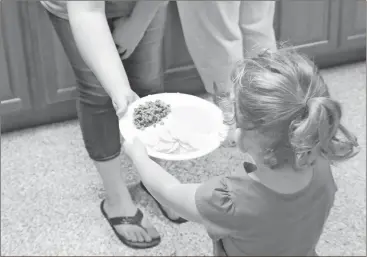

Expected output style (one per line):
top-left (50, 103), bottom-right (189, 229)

top-left (28, 2), bottom-right (77, 106)
top-left (277, 0), bottom-right (339, 56)
top-left (2, 1), bottom-right (365, 132)
top-left (340, 0), bottom-right (366, 49)
top-left (0, 27), bottom-right (12, 101)
top-left (0, 1), bottom-right (31, 115)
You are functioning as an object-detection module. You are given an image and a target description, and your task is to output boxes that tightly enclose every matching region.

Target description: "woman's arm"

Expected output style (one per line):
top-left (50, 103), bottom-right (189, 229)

top-left (67, 1), bottom-right (137, 114)
top-left (133, 156), bottom-right (204, 223)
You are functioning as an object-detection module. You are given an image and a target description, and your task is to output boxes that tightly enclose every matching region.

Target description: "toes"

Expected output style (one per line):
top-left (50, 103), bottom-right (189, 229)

top-left (111, 211), bottom-right (161, 244)
top-left (134, 231), bottom-right (148, 243)
top-left (117, 227), bottom-right (137, 242)
top-left (117, 225), bottom-right (155, 243)
top-left (146, 226), bottom-right (160, 239)
top-left (140, 228), bottom-right (153, 242)
top-left (131, 226), bottom-right (152, 243)
top-left (127, 231), bottom-right (138, 242)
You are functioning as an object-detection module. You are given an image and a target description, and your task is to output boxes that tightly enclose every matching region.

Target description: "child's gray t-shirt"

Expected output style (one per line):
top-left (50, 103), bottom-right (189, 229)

top-left (195, 159), bottom-right (337, 256)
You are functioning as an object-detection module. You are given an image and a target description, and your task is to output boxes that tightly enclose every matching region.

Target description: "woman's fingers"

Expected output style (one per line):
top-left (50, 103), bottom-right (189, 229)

top-left (118, 47), bottom-right (127, 55)
top-left (121, 49), bottom-right (134, 60)
top-left (131, 91), bottom-right (140, 102)
top-left (115, 99), bottom-right (128, 119)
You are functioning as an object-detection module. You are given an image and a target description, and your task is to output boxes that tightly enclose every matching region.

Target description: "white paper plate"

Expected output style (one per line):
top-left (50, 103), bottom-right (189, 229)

top-left (119, 93), bottom-right (228, 161)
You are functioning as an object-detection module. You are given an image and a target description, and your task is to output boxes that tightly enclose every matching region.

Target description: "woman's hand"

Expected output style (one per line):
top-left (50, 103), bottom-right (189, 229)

top-left (113, 1), bottom-right (168, 60)
top-left (123, 137), bottom-right (149, 162)
top-left (113, 17), bottom-right (143, 59)
top-left (113, 89), bottom-right (140, 119)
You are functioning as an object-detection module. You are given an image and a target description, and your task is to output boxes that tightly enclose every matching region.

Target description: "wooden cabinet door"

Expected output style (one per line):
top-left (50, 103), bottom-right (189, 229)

top-left (0, 1), bottom-right (31, 116)
top-left (162, 2), bottom-right (205, 94)
top-left (2, 2), bottom-right (77, 133)
top-left (276, 0), bottom-right (340, 57)
top-left (339, 0), bottom-right (366, 49)
top-left (27, 2), bottom-right (77, 107)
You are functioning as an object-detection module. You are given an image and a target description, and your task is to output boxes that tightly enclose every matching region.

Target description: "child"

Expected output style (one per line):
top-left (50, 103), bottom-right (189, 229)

top-left (123, 47), bottom-right (359, 256)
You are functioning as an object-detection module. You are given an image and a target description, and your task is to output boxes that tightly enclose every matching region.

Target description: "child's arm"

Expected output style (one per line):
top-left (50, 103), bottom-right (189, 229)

top-left (134, 156), bottom-right (204, 223)
top-left (124, 138), bottom-right (204, 222)
top-left (133, 156), bottom-right (235, 238)
top-left (124, 137), bottom-right (236, 238)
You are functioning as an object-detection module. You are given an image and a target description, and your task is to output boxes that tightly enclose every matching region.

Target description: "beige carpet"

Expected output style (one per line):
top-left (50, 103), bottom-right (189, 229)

top-left (1, 62), bottom-right (366, 256)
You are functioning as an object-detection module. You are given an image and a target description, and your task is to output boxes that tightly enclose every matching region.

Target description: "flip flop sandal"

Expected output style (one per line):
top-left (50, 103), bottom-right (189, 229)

top-left (140, 182), bottom-right (188, 224)
top-left (100, 200), bottom-right (161, 249)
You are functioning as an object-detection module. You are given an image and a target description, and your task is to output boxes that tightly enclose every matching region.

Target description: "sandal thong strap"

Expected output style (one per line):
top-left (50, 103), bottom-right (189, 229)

top-left (109, 208), bottom-right (144, 226)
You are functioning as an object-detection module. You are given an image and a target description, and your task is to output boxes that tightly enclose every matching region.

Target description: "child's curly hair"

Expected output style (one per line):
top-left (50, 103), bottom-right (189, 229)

top-left (232, 46), bottom-right (359, 169)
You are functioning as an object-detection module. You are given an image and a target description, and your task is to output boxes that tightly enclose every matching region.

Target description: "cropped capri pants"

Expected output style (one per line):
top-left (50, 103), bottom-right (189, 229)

top-left (46, 7), bottom-right (166, 161)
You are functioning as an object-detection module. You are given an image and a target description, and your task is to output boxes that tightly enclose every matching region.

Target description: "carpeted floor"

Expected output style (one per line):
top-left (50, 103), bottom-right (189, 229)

top-left (1, 62), bottom-right (366, 256)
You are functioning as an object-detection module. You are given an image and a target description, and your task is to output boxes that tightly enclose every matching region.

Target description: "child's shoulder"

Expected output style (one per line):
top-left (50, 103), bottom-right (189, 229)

top-left (195, 163), bottom-right (264, 214)
top-left (194, 169), bottom-right (268, 231)
top-left (197, 161), bottom-right (263, 196)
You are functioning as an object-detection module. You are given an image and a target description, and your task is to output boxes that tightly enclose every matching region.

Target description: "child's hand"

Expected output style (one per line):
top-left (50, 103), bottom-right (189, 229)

top-left (123, 137), bottom-right (148, 162)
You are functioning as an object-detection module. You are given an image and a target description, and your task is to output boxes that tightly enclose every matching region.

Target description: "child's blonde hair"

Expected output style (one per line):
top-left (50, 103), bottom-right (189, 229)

top-left (232, 47), bottom-right (359, 169)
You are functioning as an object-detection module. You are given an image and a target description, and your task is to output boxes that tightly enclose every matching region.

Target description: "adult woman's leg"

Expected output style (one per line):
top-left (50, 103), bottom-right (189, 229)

top-left (120, 5), bottom-right (182, 221)
top-left (177, 1), bottom-right (276, 92)
top-left (177, 1), bottom-right (243, 94)
top-left (239, 1), bottom-right (277, 55)
top-left (47, 13), bottom-right (159, 245)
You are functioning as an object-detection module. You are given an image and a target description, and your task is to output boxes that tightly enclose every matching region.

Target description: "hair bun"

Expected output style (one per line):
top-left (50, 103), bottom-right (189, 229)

top-left (290, 96), bottom-right (359, 166)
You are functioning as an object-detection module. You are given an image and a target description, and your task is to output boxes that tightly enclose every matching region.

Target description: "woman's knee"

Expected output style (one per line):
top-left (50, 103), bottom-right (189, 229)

top-left (87, 145), bottom-right (121, 162)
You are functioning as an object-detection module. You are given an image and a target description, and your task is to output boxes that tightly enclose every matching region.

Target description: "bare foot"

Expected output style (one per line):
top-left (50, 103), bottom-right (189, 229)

top-left (104, 200), bottom-right (160, 243)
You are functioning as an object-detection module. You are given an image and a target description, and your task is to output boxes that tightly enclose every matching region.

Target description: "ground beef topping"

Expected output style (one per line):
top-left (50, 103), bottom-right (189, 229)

top-left (133, 100), bottom-right (171, 130)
